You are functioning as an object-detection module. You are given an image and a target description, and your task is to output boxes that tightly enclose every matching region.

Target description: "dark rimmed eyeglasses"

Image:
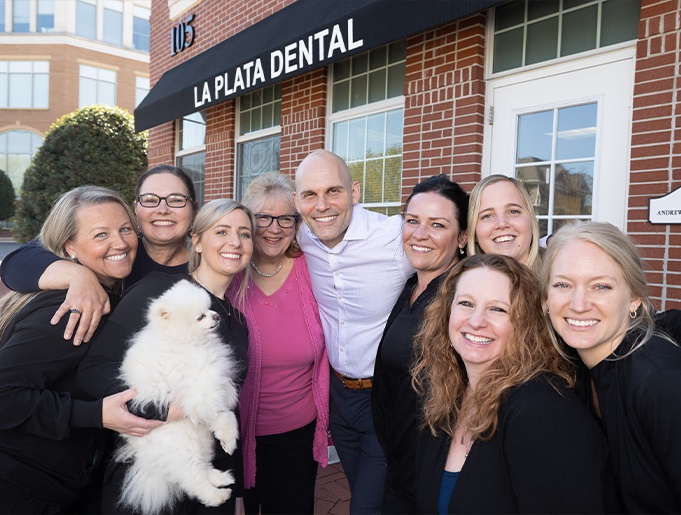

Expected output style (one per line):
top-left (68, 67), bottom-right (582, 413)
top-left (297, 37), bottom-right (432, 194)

top-left (254, 213), bottom-right (299, 229)
top-left (137, 193), bottom-right (192, 208)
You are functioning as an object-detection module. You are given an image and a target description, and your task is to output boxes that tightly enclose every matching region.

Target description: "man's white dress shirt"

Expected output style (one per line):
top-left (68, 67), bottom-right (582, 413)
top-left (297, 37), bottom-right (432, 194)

top-left (299, 204), bottom-right (414, 379)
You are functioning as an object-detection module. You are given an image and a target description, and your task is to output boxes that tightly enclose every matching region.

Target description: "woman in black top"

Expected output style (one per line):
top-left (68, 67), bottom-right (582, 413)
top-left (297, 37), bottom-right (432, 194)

top-left (0, 165), bottom-right (197, 345)
top-left (372, 175), bottom-right (468, 514)
top-left (0, 186), bottom-right (161, 513)
top-left (412, 254), bottom-right (616, 514)
top-left (542, 221), bottom-right (681, 512)
top-left (81, 199), bottom-right (254, 514)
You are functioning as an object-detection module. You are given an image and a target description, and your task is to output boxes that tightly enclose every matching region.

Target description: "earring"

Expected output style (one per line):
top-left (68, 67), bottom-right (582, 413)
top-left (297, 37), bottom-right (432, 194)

top-left (629, 309), bottom-right (637, 319)
top-left (70, 255), bottom-right (76, 260)
top-left (459, 246), bottom-right (466, 257)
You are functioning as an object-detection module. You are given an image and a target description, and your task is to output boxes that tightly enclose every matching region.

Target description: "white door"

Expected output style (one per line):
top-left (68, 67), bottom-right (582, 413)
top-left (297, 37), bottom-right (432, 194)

top-left (483, 47), bottom-right (636, 236)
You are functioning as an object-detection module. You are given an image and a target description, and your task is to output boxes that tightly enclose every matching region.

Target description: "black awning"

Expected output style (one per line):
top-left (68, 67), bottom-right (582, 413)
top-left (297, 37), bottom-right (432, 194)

top-left (135, 0), bottom-right (504, 131)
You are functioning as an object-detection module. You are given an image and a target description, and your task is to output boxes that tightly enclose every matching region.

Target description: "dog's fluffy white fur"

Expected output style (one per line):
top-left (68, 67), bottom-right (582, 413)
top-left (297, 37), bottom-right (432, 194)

top-left (115, 280), bottom-right (239, 514)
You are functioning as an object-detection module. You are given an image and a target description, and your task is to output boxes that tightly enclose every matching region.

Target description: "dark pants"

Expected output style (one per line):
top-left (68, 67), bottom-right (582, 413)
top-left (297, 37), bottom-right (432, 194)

top-left (329, 374), bottom-right (386, 515)
top-left (382, 480), bottom-right (416, 515)
top-left (0, 481), bottom-right (61, 514)
top-left (243, 419), bottom-right (318, 515)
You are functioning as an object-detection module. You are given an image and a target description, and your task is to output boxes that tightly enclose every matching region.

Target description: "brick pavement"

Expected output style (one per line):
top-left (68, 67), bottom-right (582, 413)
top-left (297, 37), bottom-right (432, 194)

top-left (314, 461), bottom-right (350, 515)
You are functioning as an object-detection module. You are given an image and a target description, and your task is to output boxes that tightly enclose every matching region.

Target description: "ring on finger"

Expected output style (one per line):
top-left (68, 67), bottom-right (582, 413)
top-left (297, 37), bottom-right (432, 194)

top-left (70, 308), bottom-right (82, 315)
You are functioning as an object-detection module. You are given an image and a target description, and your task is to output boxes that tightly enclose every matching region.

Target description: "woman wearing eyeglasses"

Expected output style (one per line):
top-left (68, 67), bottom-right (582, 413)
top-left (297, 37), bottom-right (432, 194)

top-left (0, 165), bottom-right (197, 345)
top-left (226, 173), bottom-right (328, 515)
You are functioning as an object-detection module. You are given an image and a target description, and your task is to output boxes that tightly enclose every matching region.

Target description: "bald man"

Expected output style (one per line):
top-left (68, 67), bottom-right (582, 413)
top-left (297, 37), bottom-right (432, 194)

top-left (294, 150), bottom-right (413, 514)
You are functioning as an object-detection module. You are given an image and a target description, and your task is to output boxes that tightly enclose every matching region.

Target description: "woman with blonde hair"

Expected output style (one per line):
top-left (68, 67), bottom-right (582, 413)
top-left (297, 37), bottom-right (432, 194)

top-left (77, 198), bottom-right (254, 514)
top-left (412, 253), bottom-right (616, 513)
top-left (227, 172), bottom-right (327, 515)
top-left (541, 221), bottom-right (681, 512)
top-left (0, 165), bottom-right (198, 345)
top-left (467, 175), bottom-right (541, 272)
top-left (0, 186), bottom-right (161, 513)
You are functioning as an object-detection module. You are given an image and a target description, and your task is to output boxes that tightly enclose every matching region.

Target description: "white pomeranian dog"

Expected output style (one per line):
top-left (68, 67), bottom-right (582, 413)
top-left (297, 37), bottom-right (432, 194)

top-left (115, 279), bottom-right (239, 514)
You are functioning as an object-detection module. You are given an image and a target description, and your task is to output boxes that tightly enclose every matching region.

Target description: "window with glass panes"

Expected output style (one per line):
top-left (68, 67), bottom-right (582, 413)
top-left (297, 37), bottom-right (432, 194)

top-left (177, 111), bottom-right (206, 206)
top-left (37, 0), bottom-right (54, 32)
top-left (103, 1), bottom-right (123, 46)
top-left (0, 130), bottom-right (43, 198)
top-left (514, 103), bottom-right (597, 236)
top-left (136, 76), bottom-right (149, 107)
top-left (79, 65), bottom-right (116, 107)
top-left (133, 6), bottom-right (150, 51)
top-left (329, 41), bottom-right (405, 215)
top-left (0, 60), bottom-right (49, 108)
top-left (493, 0), bottom-right (640, 73)
top-left (12, 0), bottom-right (29, 32)
top-left (236, 84), bottom-right (281, 200)
top-left (0, 2), bottom-right (5, 32)
top-left (76, 0), bottom-right (96, 39)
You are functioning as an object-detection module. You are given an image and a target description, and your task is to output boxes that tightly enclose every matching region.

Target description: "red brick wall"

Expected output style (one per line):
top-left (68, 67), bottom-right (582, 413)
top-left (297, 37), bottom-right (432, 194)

top-left (630, 0), bottom-right (681, 309)
top-left (402, 13), bottom-right (488, 203)
top-left (279, 69), bottom-right (327, 178)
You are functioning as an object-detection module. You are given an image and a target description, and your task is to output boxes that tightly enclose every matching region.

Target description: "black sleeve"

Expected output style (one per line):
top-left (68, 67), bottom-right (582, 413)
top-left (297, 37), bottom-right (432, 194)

top-left (502, 377), bottom-right (614, 513)
top-left (656, 309), bottom-right (681, 345)
top-left (0, 294), bottom-right (102, 438)
top-left (634, 363), bottom-right (681, 501)
top-left (0, 239), bottom-right (61, 293)
top-left (77, 272), bottom-right (182, 419)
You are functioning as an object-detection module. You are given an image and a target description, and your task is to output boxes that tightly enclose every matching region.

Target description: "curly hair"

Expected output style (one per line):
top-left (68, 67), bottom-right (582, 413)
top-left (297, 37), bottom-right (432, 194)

top-left (411, 253), bottom-right (574, 441)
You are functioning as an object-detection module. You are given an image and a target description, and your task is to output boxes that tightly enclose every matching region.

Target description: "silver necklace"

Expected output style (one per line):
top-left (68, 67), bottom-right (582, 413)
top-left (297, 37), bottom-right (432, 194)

top-left (250, 260), bottom-right (282, 277)
top-left (190, 274), bottom-right (231, 319)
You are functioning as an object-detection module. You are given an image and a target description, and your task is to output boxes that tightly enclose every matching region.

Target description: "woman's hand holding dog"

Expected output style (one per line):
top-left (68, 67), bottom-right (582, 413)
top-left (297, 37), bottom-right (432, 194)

top-left (102, 389), bottom-right (164, 437)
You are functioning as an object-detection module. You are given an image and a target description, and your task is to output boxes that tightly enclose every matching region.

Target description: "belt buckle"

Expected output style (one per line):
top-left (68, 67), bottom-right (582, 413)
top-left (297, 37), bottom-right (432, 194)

top-left (341, 376), bottom-right (355, 389)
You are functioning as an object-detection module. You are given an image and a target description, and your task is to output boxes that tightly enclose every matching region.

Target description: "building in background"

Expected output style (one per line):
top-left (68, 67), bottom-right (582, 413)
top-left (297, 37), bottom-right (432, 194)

top-left (0, 0), bottom-right (150, 200)
top-left (138, 0), bottom-right (680, 309)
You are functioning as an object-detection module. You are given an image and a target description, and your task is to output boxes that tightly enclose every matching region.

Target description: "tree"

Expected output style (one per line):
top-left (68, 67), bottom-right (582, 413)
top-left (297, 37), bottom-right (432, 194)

top-left (0, 170), bottom-right (16, 222)
top-left (14, 105), bottom-right (147, 242)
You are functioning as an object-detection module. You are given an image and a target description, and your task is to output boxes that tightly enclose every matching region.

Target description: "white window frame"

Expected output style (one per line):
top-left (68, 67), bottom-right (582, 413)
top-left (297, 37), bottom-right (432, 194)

top-left (132, 5), bottom-right (150, 51)
top-left (487, 0), bottom-right (640, 78)
top-left (102, 0), bottom-right (123, 46)
top-left (78, 63), bottom-right (117, 107)
top-left (175, 111), bottom-right (206, 206)
top-left (235, 85), bottom-right (282, 200)
top-left (482, 18), bottom-right (636, 233)
top-left (135, 75), bottom-right (149, 107)
top-left (235, 124), bottom-right (281, 201)
top-left (75, 0), bottom-right (97, 40)
top-left (327, 96), bottom-right (405, 213)
top-left (326, 43), bottom-right (406, 214)
top-left (0, 60), bottom-right (50, 109)
top-left (0, 129), bottom-right (44, 198)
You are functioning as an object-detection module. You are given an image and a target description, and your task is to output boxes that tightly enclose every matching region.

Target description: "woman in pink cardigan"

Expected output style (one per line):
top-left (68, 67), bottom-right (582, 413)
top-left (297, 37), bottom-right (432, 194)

top-left (227, 173), bottom-right (328, 515)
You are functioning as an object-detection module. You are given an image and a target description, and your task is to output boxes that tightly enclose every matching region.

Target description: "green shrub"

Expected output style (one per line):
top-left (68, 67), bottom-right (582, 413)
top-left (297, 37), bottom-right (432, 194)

top-left (14, 105), bottom-right (147, 242)
top-left (0, 169), bottom-right (16, 221)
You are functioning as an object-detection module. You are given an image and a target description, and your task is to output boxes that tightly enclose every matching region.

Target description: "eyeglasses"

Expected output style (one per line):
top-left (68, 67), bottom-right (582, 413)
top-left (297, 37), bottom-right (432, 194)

top-left (254, 213), bottom-right (299, 229)
top-left (137, 193), bottom-right (192, 208)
